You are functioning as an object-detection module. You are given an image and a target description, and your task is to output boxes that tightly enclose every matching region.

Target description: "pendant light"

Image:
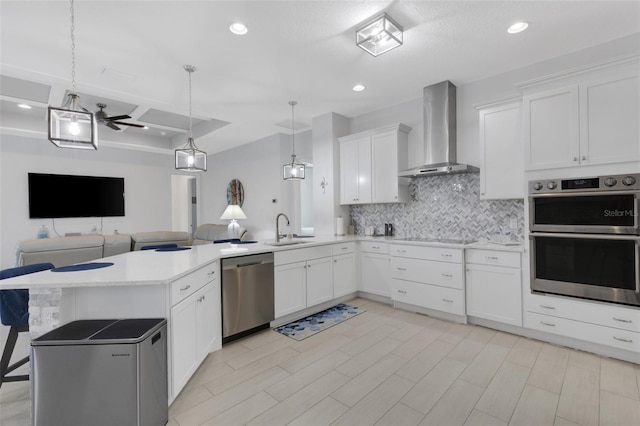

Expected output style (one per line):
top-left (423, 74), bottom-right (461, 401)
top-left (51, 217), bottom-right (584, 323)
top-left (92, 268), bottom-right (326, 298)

top-left (48, 0), bottom-right (97, 149)
top-left (283, 101), bottom-right (305, 180)
top-left (175, 65), bottom-right (207, 172)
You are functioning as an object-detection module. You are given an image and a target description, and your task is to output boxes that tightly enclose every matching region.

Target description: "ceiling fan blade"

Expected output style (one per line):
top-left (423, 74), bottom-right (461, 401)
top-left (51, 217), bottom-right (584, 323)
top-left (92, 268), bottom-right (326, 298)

top-left (106, 122), bottom-right (122, 131)
top-left (112, 121), bottom-right (146, 128)
top-left (105, 114), bottom-right (131, 121)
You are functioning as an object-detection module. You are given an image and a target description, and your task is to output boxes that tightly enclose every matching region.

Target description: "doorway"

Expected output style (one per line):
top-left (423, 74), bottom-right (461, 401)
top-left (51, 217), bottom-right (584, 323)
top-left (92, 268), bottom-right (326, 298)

top-left (171, 175), bottom-right (198, 235)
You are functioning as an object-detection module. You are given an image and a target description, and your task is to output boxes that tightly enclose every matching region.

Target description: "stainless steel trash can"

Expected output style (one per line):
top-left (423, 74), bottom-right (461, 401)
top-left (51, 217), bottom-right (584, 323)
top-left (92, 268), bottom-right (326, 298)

top-left (31, 318), bottom-right (168, 426)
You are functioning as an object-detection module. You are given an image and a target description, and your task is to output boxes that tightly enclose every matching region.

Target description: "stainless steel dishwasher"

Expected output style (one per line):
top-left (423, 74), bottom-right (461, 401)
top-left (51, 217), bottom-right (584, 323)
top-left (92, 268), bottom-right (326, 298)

top-left (221, 252), bottom-right (274, 343)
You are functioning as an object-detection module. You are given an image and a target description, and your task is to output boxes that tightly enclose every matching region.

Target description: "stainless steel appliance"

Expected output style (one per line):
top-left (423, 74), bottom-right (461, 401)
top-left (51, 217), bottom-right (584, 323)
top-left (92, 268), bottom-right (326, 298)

top-left (31, 318), bottom-right (167, 426)
top-left (529, 173), bottom-right (640, 306)
top-left (222, 252), bottom-right (274, 343)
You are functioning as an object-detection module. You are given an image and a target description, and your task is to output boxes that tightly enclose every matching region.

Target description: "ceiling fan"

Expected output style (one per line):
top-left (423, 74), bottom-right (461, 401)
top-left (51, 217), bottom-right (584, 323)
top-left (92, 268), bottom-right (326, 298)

top-left (94, 103), bottom-right (146, 131)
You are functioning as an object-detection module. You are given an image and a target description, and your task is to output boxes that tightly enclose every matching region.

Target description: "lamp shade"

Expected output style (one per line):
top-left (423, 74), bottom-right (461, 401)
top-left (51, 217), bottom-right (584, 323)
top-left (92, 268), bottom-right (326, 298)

top-left (356, 13), bottom-right (403, 57)
top-left (220, 204), bottom-right (247, 220)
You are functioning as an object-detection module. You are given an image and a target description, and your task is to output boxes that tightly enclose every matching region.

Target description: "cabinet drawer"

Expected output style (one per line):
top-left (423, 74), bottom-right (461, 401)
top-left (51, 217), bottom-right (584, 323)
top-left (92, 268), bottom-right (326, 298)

top-left (526, 293), bottom-right (640, 333)
top-left (332, 242), bottom-right (355, 256)
top-left (390, 244), bottom-right (462, 263)
top-left (466, 249), bottom-right (521, 268)
top-left (359, 241), bottom-right (388, 254)
top-left (171, 261), bottom-right (217, 305)
top-left (391, 279), bottom-right (465, 315)
top-left (391, 257), bottom-right (463, 289)
top-left (525, 311), bottom-right (640, 352)
top-left (275, 245), bottom-right (333, 265)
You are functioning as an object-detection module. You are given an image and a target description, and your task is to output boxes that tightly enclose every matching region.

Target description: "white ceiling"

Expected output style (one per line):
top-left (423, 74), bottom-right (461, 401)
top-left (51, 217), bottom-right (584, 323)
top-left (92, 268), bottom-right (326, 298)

top-left (1, 1), bottom-right (639, 155)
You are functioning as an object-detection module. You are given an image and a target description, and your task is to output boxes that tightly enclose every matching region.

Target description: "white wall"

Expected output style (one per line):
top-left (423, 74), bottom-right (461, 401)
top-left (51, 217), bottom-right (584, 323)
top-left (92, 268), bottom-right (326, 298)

top-left (200, 131), bottom-right (313, 241)
top-left (0, 134), bottom-right (183, 268)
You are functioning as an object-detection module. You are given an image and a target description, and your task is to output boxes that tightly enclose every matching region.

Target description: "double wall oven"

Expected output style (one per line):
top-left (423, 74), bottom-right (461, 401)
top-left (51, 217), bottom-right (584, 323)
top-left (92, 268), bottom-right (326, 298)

top-left (529, 173), bottom-right (640, 306)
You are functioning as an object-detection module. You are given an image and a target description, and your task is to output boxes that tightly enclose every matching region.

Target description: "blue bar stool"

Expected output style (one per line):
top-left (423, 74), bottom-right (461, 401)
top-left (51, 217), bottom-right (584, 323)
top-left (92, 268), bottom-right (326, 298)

top-left (0, 262), bottom-right (54, 387)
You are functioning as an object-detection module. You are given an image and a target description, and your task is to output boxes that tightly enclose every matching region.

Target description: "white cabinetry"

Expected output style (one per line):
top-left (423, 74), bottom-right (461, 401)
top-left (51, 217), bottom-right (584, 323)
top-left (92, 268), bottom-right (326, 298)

top-left (477, 100), bottom-right (523, 199)
top-left (522, 59), bottom-right (640, 170)
top-left (359, 241), bottom-right (391, 297)
top-left (339, 124), bottom-right (411, 205)
top-left (465, 248), bottom-right (522, 326)
top-left (524, 293), bottom-right (639, 353)
top-left (170, 261), bottom-right (219, 398)
top-left (390, 244), bottom-right (465, 317)
top-left (274, 245), bottom-right (333, 318)
top-left (332, 242), bottom-right (357, 298)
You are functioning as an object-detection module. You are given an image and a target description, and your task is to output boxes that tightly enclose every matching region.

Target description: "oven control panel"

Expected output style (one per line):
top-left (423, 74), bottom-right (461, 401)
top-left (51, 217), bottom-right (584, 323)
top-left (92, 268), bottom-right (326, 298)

top-left (529, 173), bottom-right (640, 194)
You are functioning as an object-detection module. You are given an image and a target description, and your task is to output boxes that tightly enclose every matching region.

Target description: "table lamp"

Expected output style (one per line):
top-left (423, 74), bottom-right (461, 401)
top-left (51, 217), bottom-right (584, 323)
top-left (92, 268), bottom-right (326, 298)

top-left (220, 204), bottom-right (247, 239)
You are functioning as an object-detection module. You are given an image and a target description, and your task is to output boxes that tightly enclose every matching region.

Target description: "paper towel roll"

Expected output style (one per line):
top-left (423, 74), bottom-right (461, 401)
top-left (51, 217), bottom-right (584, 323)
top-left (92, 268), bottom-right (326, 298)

top-left (336, 217), bottom-right (345, 236)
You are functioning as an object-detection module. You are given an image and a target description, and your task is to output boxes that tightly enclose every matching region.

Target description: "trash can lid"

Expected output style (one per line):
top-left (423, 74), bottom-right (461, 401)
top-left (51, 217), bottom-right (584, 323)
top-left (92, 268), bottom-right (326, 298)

top-left (32, 318), bottom-right (166, 346)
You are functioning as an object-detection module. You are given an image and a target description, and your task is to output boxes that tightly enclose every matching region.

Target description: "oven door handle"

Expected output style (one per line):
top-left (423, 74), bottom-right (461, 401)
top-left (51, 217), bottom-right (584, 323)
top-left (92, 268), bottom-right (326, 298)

top-left (529, 232), bottom-right (640, 242)
top-left (636, 240), bottom-right (639, 294)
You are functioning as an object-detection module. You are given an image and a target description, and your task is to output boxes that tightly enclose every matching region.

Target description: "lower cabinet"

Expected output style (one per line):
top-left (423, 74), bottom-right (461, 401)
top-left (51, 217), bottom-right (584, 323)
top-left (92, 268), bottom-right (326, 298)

top-left (333, 252), bottom-right (356, 298)
top-left (465, 249), bottom-right (523, 326)
top-left (360, 252), bottom-right (391, 297)
top-left (274, 261), bottom-right (307, 318)
top-left (274, 245), bottom-right (335, 319)
top-left (170, 281), bottom-right (217, 397)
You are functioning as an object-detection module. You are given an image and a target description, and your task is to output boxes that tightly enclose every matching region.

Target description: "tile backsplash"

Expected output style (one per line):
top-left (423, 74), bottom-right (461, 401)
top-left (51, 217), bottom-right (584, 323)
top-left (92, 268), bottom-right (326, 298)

top-left (350, 173), bottom-right (524, 242)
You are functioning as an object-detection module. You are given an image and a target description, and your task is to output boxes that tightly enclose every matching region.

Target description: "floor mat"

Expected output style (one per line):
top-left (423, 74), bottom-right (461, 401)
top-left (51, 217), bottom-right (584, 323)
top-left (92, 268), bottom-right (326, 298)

top-left (273, 303), bottom-right (364, 341)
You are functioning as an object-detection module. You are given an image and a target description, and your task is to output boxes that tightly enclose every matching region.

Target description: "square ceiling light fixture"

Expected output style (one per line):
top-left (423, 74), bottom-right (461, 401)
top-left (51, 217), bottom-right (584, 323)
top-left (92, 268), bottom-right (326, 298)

top-left (356, 12), bottom-right (403, 57)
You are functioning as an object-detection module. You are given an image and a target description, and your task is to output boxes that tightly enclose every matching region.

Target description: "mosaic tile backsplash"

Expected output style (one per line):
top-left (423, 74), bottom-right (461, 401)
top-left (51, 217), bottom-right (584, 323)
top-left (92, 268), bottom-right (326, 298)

top-left (350, 173), bottom-right (525, 242)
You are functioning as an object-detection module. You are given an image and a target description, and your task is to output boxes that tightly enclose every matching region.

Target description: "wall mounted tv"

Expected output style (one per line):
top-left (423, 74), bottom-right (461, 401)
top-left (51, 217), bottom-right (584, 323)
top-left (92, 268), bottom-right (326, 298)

top-left (28, 173), bottom-right (125, 219)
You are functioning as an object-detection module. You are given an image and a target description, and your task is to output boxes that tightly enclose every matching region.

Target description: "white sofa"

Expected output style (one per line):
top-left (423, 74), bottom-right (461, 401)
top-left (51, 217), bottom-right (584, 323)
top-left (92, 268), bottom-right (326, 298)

top-left (191, 224), bottom-right (247, 245)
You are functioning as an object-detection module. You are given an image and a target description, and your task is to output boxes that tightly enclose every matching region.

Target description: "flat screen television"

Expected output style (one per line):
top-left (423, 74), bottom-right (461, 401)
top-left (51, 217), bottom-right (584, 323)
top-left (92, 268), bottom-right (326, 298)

top-left (28, 173), bottom-right (125, 218)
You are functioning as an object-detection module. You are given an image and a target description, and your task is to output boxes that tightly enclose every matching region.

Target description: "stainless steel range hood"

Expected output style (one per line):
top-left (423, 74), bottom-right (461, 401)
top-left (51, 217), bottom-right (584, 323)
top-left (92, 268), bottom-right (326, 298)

top-left (398, 81), bottom-right (479, 178)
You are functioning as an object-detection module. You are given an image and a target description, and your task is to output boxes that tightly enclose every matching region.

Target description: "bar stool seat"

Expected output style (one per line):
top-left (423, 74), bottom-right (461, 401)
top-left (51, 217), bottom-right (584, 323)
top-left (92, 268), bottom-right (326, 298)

top-left (0, 262), bottom-right (54, 387)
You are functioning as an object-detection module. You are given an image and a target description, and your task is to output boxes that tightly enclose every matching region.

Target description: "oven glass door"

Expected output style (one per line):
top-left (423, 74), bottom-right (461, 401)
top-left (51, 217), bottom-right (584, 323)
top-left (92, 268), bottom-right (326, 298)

top-left (530, 193), bottom-right (638, 234)
top-left (531, 235), bottom-right (640, 306)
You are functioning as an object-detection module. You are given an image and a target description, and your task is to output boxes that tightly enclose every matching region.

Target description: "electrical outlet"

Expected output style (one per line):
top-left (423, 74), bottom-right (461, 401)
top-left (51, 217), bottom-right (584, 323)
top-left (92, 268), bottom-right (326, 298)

top-left (41, 307), bottom-right (56, 325)
top-left (509, 218), bottom-right (518, 229)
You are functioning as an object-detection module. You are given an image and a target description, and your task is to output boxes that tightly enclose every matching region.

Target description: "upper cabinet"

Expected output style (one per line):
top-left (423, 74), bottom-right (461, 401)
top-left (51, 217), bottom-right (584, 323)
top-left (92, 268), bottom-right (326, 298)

top-left (339, 123), bottom-right (411, 205)
top-left (477, 99), bottom-right (523, 199)
top-left (520, 57), bottom-right (640, 171)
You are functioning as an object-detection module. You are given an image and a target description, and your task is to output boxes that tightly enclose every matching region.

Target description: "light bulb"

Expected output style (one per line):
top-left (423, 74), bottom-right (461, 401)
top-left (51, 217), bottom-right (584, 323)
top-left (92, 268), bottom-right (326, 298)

top-left (188, 155), bottom-right (195, 166)
top-left (291, 168), bottom-right (298, 177)
top-left (69, 121), bottom-right (80, 136)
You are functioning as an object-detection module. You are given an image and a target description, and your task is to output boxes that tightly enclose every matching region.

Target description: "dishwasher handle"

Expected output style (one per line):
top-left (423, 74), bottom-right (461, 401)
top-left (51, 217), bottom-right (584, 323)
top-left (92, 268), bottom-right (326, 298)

top-left (222, 253), bottom-right (274, 270)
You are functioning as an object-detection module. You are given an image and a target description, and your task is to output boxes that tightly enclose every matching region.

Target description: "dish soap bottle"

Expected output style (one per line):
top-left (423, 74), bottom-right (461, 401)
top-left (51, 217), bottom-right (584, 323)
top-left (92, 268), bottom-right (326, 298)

top-left (37, 224), bottom-right (50, 239)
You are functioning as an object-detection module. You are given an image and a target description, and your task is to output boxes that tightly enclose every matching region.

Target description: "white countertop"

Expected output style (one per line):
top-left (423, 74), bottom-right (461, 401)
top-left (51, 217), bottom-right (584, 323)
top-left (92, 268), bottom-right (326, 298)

top-left (0, 235), bottom-right (524, 290)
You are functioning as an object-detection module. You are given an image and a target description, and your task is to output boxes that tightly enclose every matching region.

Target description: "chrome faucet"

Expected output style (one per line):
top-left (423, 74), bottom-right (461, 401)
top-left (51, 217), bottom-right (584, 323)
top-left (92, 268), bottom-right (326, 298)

top-left (276, 213), bottom-right (290, 242)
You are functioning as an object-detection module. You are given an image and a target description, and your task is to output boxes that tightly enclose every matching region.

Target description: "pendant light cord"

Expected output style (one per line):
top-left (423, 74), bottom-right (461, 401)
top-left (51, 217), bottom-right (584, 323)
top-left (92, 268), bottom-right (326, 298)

top-left (289, 100), bottom-right (297, 156)
top-left (69, 0), bottom-right (76, 94)
top-left (188, 68), bottom-right (193, 140)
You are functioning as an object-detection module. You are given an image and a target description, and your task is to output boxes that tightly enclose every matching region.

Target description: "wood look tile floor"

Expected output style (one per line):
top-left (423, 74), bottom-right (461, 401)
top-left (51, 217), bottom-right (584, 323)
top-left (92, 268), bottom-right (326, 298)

top-left (2, 297), bottom-right (640, 426)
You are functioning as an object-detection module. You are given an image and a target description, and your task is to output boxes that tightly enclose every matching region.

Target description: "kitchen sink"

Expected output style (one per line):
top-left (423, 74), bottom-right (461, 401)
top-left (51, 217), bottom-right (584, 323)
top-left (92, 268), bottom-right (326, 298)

top-left (265, 240), bottom-right (309, 246)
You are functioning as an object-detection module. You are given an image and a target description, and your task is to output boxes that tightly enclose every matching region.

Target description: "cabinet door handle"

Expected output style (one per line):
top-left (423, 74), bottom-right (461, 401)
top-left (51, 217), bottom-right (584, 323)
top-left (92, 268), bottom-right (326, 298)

top-left (613, 317), bottom-right (632, 323)
top-left (442, 298), bottom-right (454, 303)
top-left (613, 336), bottom-right (633, 343)
top-left (341, 247), bottom-right (348, 250)
top-left (442, 273), bottom-right (453, 278)
top-left (540, 305), bottom-right (555, 310)
top-left (397, 250), bottom-right (406, 253)
top-left (207, 270), bottom-right (215, 276)
top-left (540, 321), bottom-right (556, 327)
top-left (397, 290), bottom-right (407, 294)
top-left (334, 260), bottom-right (337, 263)
top-left (372, 246), bottom-right (380, 249)
top-left (581, 155), bottom-right (586, 161)
top-left (397, 267), bottom-right (407, 271)
top-left (441, 254), bottom-right (452, 258)
top-left (485, 256), bottom-right (498, 261)
top-left (573, 157), bottom-right (578, 161)
top-left (180, 285), bottom-right (191, 291)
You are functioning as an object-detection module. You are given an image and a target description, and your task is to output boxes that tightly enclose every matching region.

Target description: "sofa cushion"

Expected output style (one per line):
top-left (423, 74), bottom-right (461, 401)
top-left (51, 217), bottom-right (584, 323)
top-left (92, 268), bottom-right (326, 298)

top-left (131, 231), bottom-right (191, 250)
top-left (17, 235), bottom-right (105, 268)
top-left (192, 224), bottom-right (247, 245)
top-left (19, 235), bottom-right (104, 253)
top-left (103, 234), bottom-right (132, 258)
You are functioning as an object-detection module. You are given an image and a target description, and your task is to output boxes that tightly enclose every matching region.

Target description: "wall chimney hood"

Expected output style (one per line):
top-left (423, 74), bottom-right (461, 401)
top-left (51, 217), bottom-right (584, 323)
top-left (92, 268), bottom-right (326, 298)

top-left (398, 81), bottom-right (479, 178)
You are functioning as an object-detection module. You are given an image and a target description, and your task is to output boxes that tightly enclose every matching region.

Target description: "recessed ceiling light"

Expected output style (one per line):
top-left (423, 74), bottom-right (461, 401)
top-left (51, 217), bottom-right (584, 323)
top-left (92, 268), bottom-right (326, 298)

top-left (18, 104), bottom-right (32, 109)
top-left (229, 22), bottom-right (248, 35)
top-left (352, 84), bottom-right (366, 92)
top-left (160, 131), bottom-right (167, 136)
top-left (508, 22), bottom-right (529, 34)
top-left (142, 126), bottom-right (149, 130)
